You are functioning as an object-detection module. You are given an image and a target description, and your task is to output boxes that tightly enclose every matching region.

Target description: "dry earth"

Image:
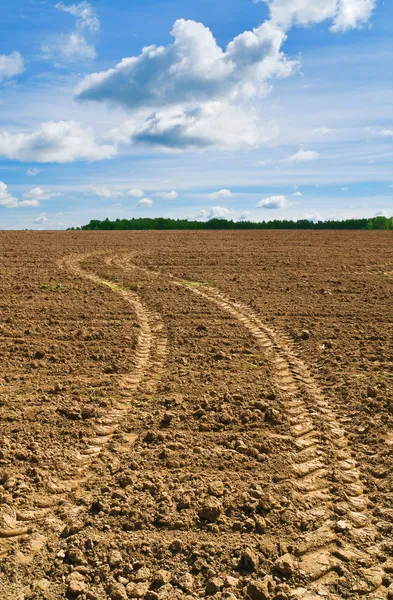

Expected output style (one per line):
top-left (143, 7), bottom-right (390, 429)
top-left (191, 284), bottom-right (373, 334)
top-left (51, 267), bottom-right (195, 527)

top-left (0, 230), bottom-right (393, 600)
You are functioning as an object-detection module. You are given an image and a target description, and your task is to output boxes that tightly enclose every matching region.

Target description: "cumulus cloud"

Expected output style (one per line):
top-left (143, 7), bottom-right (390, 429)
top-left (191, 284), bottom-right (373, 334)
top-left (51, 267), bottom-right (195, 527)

top-left (303, 212), bottom-right (322, 223)
top-left (89, 185), bottom-right (123, 198)
top-left (43, 1), bottom-right (99, 63)
top-left (76, 19), bottom-right (295, 110)
top-left (288, 149), bottom-right (320, 162)
top-left (253, 159), bottom-right (273, 166)
top-left (208, 206), bottom-right (232, 218)
top-left (0, 121), bottom-right (116, 163)
top-left (0, 51), bottom-right (24, 83)
top-left (109, 102), bottom-right (274, 150)
top-left (257, 195), bottom-right (289, 209)
top-left (55, 2), bottom-right (100, 32)
top-left (26, 168), bottom-right (40, 177)
top-left (154, 191), bottom-right (178, 200)
top-left (314, 126), bottom-right (331, 134)
top-left (375, 210), bottom-right (389, 217)
top-left (24, 187), bottom-right (60, 201)
top-left (293, 191), bottom-right (302, 197)
top-left (257, 0), bottom-right (377, 32)
top-left (42, 33), bottom-right (96, 63)
top-left (137, 197), bottom-right (153, 207)
top-left (0, 181), bottom-right (40, 208)
top-left (208, 189), bottom-right (233, 200)
top-left (238, 211), bottom-right (251, 221)
top-left (34, 215), bottom-right (49, 225)
top-left (89, 186), bottom-right (144, 198)
top-left (379, 129), bottom-right (393, 137)
top-left (126, 189), bottom-right (144, 198)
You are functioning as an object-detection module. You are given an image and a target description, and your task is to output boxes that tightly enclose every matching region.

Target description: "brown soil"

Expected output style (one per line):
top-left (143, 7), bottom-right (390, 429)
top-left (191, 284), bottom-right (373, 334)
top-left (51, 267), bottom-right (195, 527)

top-left (0, 230), bottom-right (392, 600)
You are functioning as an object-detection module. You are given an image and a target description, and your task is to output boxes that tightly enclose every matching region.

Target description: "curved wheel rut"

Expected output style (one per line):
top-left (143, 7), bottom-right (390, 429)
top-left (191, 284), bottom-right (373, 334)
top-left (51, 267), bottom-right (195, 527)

top-left (114, 255), bottom-right (390, 599)
top-left (0, 253), bottom-right (167, 564)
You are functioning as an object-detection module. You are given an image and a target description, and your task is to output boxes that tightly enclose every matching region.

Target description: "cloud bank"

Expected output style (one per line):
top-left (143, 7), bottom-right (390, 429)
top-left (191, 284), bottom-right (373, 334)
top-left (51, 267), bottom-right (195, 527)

top-left (0, 52), bottom-right (24, 83)
top-left (256, 0), bottom-right (377, 32)
top-left (0, 181), bottom-right (40, 208)
top-left (0, 121), bottom-right (116, 163)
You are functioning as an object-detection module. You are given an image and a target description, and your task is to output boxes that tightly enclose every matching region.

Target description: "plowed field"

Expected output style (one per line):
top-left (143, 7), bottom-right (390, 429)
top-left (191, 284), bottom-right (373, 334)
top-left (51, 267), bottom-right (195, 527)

top-left (1, 230), bottom-right (393, 600)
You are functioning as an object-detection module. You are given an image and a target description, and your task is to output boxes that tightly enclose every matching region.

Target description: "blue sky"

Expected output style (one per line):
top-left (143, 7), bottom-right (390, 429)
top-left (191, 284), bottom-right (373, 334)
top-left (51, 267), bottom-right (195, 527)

top-left (0, 0), bottom-right (391, 229)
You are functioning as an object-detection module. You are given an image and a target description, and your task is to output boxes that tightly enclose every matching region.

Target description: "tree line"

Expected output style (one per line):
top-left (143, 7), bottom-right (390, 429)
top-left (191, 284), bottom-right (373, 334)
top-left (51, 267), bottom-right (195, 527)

top-left (69, 215), bottom-right (393, 231)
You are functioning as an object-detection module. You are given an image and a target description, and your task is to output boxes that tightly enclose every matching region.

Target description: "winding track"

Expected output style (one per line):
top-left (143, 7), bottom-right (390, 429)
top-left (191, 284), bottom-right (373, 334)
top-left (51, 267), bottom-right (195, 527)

top-left (114, 253), bottom-right (390, 599)
top-left (0, 254), bottom-right (166, 565)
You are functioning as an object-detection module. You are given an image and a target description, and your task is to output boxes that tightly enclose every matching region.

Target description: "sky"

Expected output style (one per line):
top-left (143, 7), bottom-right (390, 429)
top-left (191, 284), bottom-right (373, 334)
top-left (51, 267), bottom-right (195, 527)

top-left (0, 0), bottom-right (392, 229)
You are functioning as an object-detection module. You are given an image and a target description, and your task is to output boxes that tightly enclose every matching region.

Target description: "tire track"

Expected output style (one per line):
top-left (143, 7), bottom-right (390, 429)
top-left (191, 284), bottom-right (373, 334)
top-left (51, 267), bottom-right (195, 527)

top-left (115, 255), bottom-right (389, 599)
top-left (0, 254), bottom-right (167, 565)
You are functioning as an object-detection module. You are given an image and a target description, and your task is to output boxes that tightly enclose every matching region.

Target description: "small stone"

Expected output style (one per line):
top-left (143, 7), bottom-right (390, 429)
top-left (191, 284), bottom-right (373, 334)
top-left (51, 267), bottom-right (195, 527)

top-left (299, 330), bottom-right (310, 341)
top-left (178, 573), bottom-right (194, 593)
top-left (68, 580), bottom-right (86, 596)
top-left (109, 550), bottom-right (123, 568)
top-left (134, 567), bottom-right (151, 582)
top-left (107, 582), bottom-right (128, 600)
top-left (240, 547), bottom-right (259, 571)
top-left (153, 570), bottom-right (172, 587)
top-left (254, 516), bottom-right (266, 533)
top-left (161, 412), bottom-right (175, 426)
top-left (208, 481), bottom-right (225, 497)
top-left (125, 582), bottom-right (148, 599)
top-left (336, 520), bottom-right (351, 532)
top-left (67, 548), bottom-right (85, 565)
top-left (206, 577), bottom-right (224, 595)
top-left (246, 577), bottom-right (275, 600)
top-left (274, 554), bottom-right (295, 578)
top-left (199, 499), bottom-right (222, 522)
top-left (224, 576), bottom-right (239, 588)
top-left (169, 539), bottom-right (182, 552)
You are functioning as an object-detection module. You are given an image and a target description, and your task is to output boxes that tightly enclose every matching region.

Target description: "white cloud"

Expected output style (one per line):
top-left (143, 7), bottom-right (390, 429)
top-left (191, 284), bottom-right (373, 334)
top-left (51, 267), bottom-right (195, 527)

top-left (55, 2), bottom-right (100, 32)
top-left (137, 197), bottom-right (153, 207)
top-left (253, 159), bottom-right (273, 166)
top-left (257, 0), bottom-right (377, 32)
top-left (332, 0), bottom-right (377, 32)
top-left (110, 102), bottom-right (274, 150)
top-left (42, 33), bottom-right (96, 63)
top-left (76, 19), bottom-right (295, 110)
top-left (379, 129), bottom-right (393, 137)
top-left (0, 121), bottom-right (116, 163)
top-left (375, 210), bottom-right (389, 218)
top-left (34, 215), bottom-right (49, 225)
top-left (303, 212), bottom-right (322, 223)
top-left (89, 186), bottom-right (145, 198)
top-left (0, 181), bottom-right (40, 209)
top-left (126, 189), bottom-right (144, 198)
top-left (154, 191), bottom-right (178, 200)
top-left (24, 187), bottom-right (60, 201)
top-left (314, 126), bottom-right (331, 134)
top-left (208, 206), bottom-right (232, 218)
top-left (293, 191), bottom-right (302, 197)
top-left (44, 2), bottom-right (99, 63)
top-left (0, 52), bottom-right (24, 83)
top-left (26, 168), bottom-right (40, 177)
top-left (341, 187), bottom-right (349, 191)
top-left (89, 185), bottom-right (123, 198)
top-left (257, 195), bottom-right (289, 209)
top-left (208, 189), bottom-right (233, 200)
top-left (238, 211), bottom-right (251, 221)
top-left (288, 149), bottom-right (320, 162)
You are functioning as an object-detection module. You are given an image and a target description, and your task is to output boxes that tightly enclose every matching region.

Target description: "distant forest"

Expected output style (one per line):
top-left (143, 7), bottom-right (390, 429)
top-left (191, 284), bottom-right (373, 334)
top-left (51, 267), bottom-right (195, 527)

top-left (70, 216), bottom-right (393, 231)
